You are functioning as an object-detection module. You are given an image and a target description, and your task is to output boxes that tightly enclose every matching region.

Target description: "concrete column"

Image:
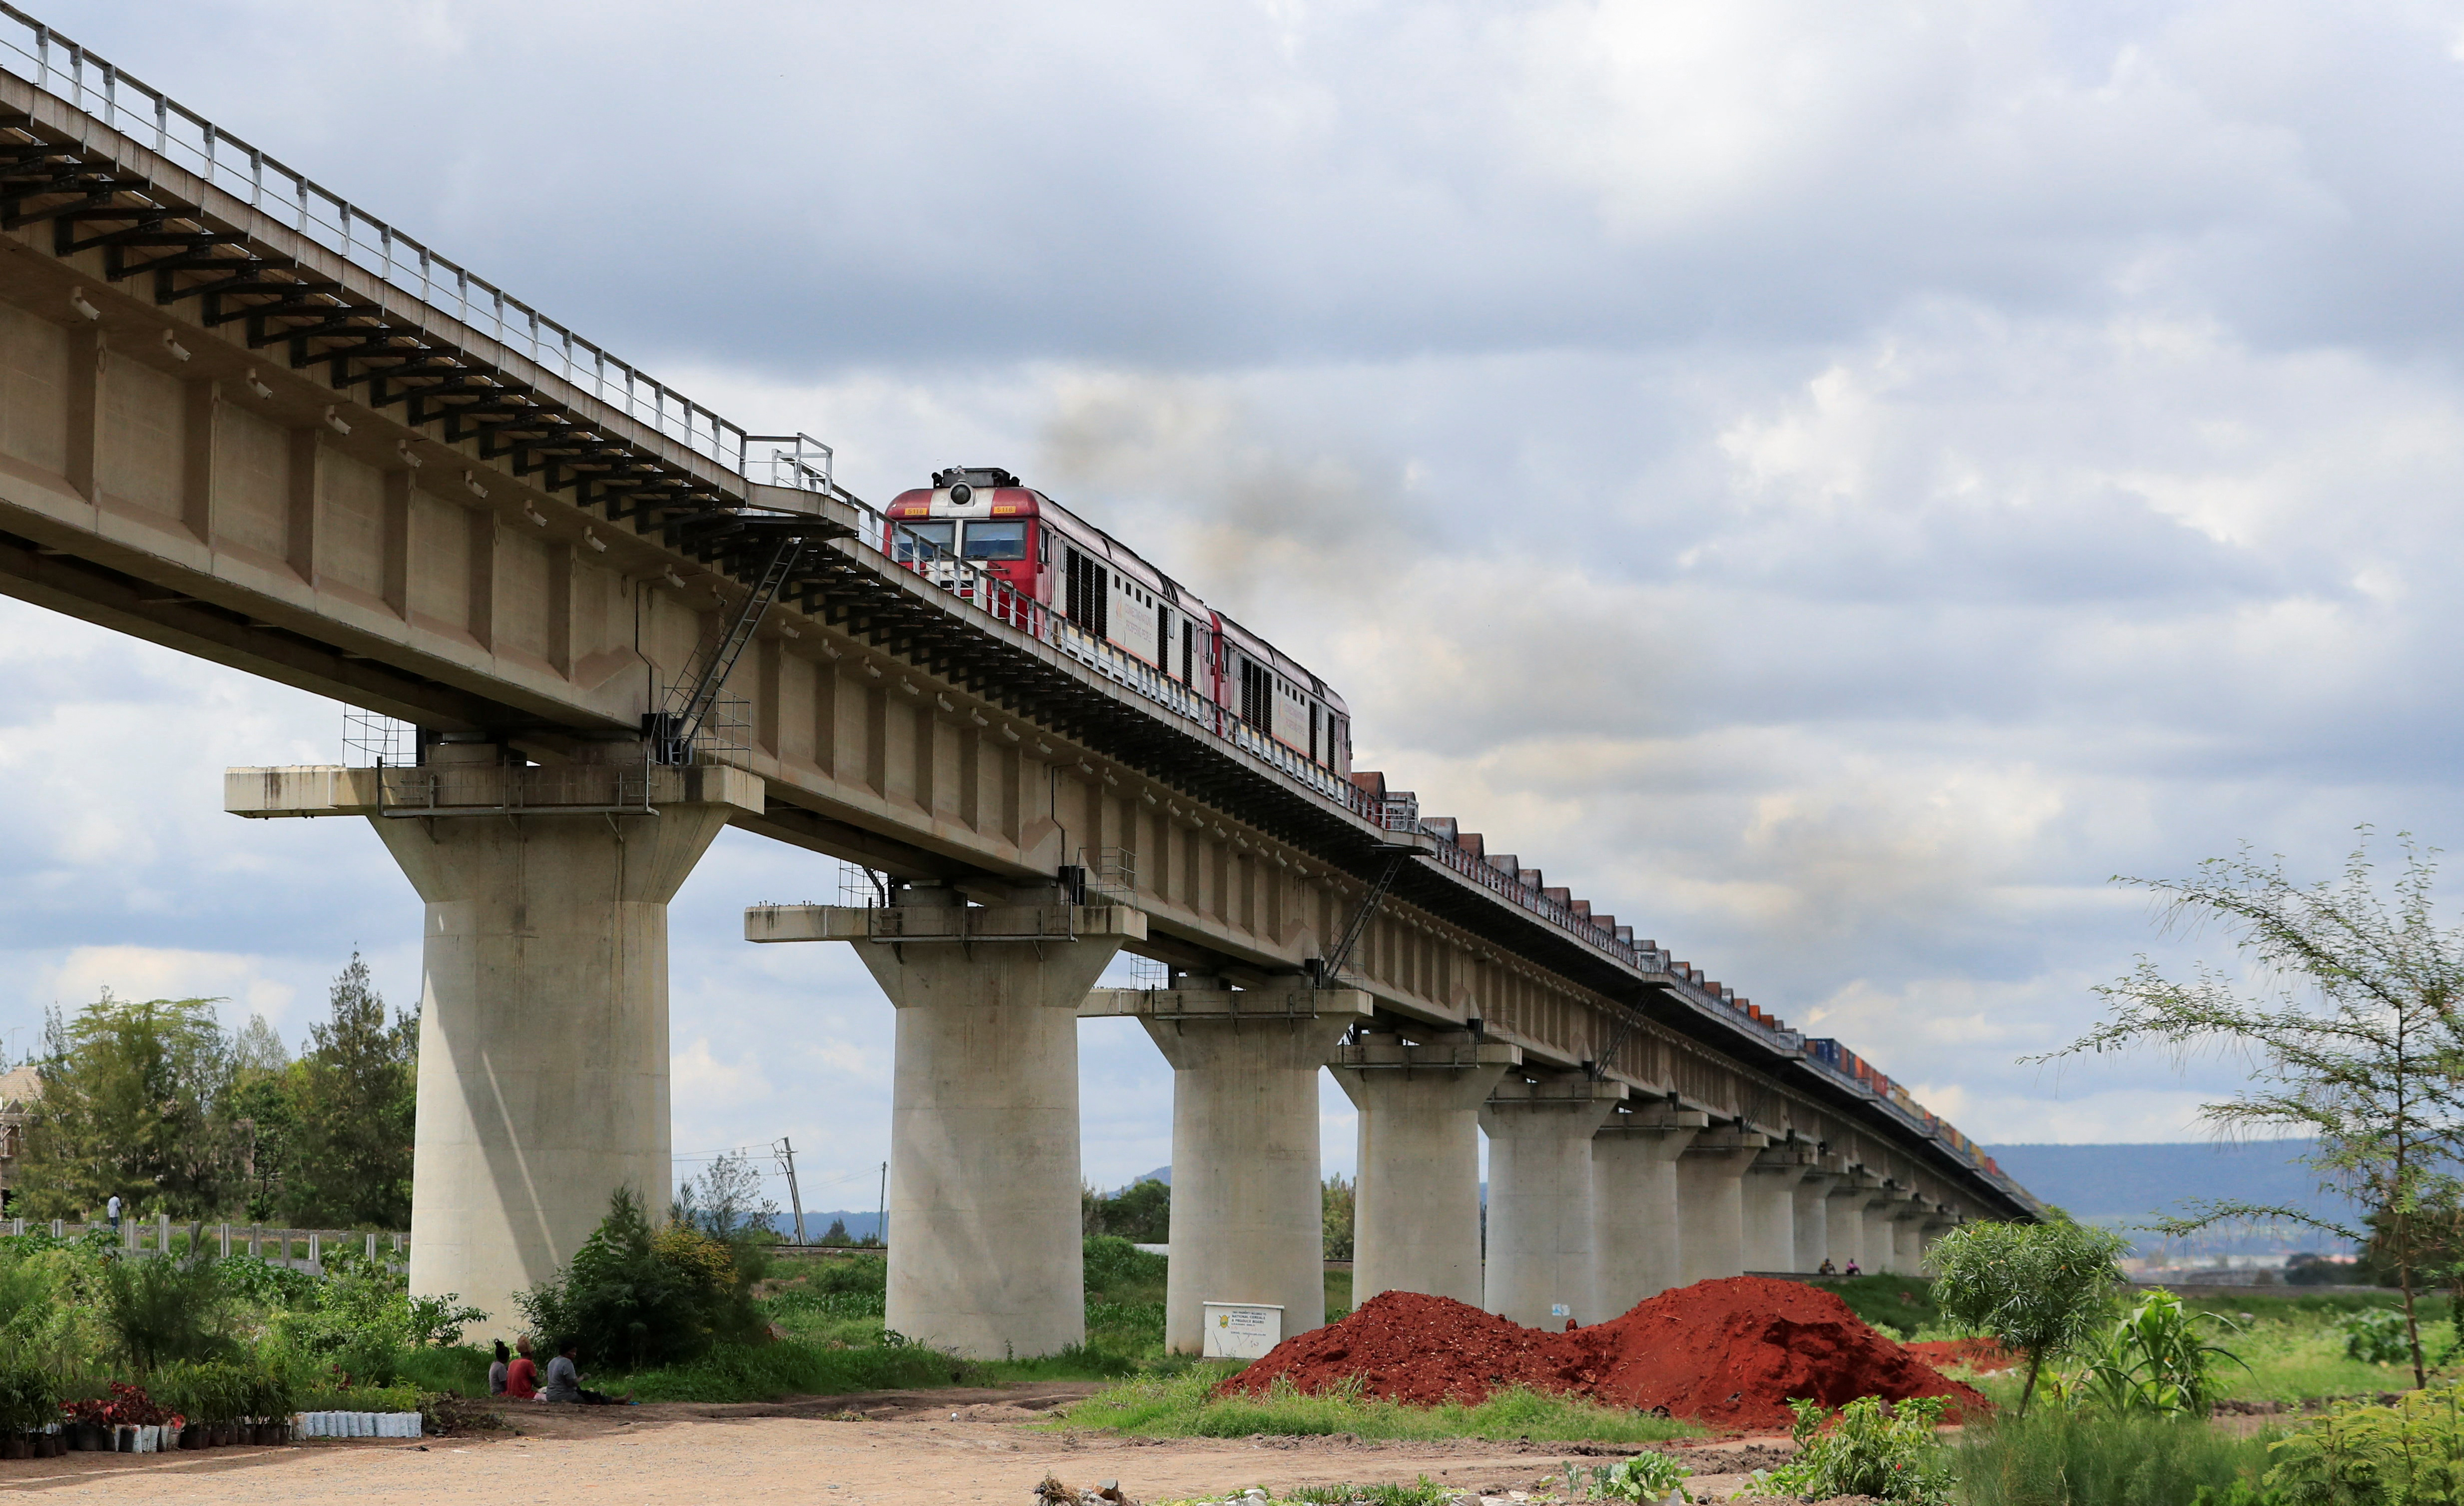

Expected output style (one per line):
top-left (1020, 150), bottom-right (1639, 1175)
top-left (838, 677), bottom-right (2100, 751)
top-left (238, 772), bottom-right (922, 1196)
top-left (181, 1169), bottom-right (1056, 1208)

top-left (1328, 1029), bottom-right (1520, 1307)
top-left (1827, 1172), bottom-right (1881, 1272)
top-left (1918, 1214), bottom-right (1959, 1271)
top-left (1480, 1073), bottom-right (1625, 1328)
top-left (1592, 1106), bottom-right (1705, 1315)
top-left (1086, 983), bottom-right (1372, 1354)
top-left (1892, 1203), bottom-right (1929, 1273)
top-left (226, 755), bottom-right (762, 1335)
top-left (749, 888), bottom-right (1145, 1359)
top-left (1869, 1189), bottom-right (1922, 1273)
top-left (1675, 1126), bottom-right (1768, 1285)
top-left (1743, 1146), bottom-right (1814, 1273)
top-left (1793, 1163), bottom-right (1843, 1273)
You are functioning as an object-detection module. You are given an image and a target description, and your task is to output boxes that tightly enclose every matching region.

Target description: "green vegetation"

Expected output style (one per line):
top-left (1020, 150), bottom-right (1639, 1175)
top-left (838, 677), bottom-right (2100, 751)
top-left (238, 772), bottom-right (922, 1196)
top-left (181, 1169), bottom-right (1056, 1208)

top-left (2263, 1381), bottom-right (2464, 1505)
top-left (1955, 1410), bottom-right (2277, 1506)
top-left (2067, 1289), bottom-right (2248, 1416)
top-left (1749, 1395), bottom-right (1955, 1504)
top-left (1054, 1369), bottom-right (1699, 1444)
top-left (1930, 1217), bottom-right (2131, 1413)
top-left (515, 1187), bottom-right (764, 1370)
top-left (2044, 834), bottom-right (2464, 1386)
top-left (17, 957), bottom-right (417, 1229)
top-left (1563, 1451), bottom-right (1695, 1502)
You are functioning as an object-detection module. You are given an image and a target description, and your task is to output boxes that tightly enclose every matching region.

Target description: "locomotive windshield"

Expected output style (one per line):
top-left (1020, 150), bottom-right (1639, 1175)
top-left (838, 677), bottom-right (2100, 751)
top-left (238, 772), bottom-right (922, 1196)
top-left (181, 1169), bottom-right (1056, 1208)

top-left (961, 520), bottom-right (1027, 560)
top-left (893, 520), bottom-right (956, 562)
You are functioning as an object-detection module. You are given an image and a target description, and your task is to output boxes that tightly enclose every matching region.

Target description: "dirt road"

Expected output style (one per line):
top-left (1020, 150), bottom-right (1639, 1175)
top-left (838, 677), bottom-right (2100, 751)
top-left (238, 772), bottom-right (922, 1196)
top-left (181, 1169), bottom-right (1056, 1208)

top-left (0, 1387), bottom-right (1795, 1503)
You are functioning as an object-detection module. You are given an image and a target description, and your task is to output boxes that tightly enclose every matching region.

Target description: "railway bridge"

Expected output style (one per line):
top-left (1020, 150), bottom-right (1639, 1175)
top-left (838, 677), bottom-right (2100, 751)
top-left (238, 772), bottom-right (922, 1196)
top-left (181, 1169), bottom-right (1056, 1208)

top-left (0, 10), bottom-right (2037, 1355)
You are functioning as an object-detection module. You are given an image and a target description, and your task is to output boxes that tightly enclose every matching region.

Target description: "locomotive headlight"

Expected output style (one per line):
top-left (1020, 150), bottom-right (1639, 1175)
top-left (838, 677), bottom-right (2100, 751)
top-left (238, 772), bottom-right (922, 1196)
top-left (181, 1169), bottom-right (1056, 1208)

top-left (949, 483), bottom-right (974, 505)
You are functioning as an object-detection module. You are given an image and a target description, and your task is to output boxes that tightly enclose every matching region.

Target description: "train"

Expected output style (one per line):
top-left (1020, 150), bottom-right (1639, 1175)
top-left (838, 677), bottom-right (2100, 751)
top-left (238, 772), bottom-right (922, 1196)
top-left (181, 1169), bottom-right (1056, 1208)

top-left (883, 467), bottom-right (1354, 777)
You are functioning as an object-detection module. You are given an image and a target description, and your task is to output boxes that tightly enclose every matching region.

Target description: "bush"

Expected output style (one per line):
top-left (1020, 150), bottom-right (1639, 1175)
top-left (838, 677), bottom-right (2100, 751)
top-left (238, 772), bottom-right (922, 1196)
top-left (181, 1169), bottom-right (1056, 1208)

top-left (2338, 1307), bottom-right (2412, 1365)
top-left (269, 1245), bottom-right (483, 1385)
top-left (515, 1186), bottom-right (762, 1372)
top-left (1082, 1236), bottom-right (1167, 1296)
top-left (1751, 1396), bottom-right (1954, 1504)
top-left (2264, 1381), bottom-right (2464, 1505)
top-left (98, 1254), bottom-right (239, 1371)
top-left (1957, 1409), bottom-right (2276, 1506)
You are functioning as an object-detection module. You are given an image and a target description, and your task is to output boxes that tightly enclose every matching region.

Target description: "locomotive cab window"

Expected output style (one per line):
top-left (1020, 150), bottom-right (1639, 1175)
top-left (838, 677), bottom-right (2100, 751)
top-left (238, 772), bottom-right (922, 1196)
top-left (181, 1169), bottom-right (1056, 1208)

top-left (961, 520), bottom-right (1027, 560)
top-left (893, 520), bottom-right (955, 562)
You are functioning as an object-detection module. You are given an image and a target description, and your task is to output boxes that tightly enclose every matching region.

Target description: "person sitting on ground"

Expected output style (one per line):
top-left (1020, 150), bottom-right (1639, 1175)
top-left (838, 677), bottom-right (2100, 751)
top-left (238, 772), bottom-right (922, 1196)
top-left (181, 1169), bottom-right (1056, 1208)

top-left (489, 1340), bottom-right (510, 1396)
top-left (1816, 1257), bottom-right (1837, 1276)
top-left (1843, 1257), bottom-right (1862, 1276)
top-left (541, 1338), bottom-right (630, 1406)
top-left (504, 1335), bottom-right (539, 1401)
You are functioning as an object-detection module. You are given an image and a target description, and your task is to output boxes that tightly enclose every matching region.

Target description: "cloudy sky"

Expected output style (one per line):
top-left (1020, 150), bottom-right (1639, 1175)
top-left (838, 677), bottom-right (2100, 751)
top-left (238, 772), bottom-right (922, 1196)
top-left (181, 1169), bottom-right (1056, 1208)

top-left (4, 0), bottom-right (2462, 1212)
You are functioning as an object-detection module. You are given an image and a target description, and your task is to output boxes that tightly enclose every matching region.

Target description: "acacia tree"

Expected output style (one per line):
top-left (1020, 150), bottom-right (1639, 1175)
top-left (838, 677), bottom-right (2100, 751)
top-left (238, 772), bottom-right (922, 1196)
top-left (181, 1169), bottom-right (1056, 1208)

top-left (2043, 833), bottom-right (2464, 1386)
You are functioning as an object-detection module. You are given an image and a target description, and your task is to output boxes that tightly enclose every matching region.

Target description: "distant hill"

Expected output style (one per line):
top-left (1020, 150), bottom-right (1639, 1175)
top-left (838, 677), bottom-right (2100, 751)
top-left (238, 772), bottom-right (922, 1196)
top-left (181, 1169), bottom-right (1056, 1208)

top-left (1983, 1140), bottom-right (2359, 1254)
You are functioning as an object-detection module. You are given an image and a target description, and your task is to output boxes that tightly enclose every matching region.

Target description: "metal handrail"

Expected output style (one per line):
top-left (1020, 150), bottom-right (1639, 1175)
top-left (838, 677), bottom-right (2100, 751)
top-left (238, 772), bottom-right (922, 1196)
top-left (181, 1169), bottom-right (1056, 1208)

top-left (0, 4), bottom-right (743, 472)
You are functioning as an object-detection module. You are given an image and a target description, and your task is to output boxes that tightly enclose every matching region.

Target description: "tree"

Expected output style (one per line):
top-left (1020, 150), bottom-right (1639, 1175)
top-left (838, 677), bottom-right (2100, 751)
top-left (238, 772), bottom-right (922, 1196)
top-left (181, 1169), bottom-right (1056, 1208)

top-left (1322, 1173), bottom-right (1356, 1261)
top-left (820, 1216), bottom-right (851, 1246)
top-left (2042, 834), bottom-right (2464, 1386)
top-left (1928, 1215), bottom-right (2128, 1415)
top-left (281, 953), bottom-right (418, 1228)
top-left (676, 1149), bottom-right (779, 1242)
top-left (226, 1013), bottom-right (298, 1222)
top-left (15, 994), bottom-right (238, 1221)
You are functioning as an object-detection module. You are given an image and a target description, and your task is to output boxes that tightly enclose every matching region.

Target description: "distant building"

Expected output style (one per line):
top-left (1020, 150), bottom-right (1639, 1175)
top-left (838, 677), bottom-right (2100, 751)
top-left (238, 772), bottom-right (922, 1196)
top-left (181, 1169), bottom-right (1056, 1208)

top-left (0, 1065), bottom-right (36, 1210)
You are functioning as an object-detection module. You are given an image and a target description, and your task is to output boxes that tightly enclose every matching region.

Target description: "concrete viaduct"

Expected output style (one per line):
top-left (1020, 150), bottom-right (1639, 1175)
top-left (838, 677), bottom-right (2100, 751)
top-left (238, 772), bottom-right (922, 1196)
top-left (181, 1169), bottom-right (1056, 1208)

top-left (0, 13), bottom-right (2039, 1358)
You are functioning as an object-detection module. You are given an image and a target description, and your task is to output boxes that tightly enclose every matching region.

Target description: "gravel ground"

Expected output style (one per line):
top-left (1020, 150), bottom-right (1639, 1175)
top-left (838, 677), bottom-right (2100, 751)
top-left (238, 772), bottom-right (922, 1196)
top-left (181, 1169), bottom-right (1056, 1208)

top-left (0, 1387), bottom-right (1802, 1504)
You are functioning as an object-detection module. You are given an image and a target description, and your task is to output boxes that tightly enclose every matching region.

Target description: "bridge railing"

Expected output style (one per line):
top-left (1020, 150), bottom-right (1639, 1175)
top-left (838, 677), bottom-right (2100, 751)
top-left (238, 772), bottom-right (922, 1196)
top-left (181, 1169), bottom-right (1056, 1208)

top-left (0, 5), bottom-right (744, 473)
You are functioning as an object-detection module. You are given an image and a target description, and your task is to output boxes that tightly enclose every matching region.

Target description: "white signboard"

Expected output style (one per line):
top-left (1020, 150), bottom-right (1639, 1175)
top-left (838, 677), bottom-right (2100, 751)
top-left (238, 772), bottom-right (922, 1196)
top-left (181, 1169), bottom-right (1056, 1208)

top-left (1202, 1301), bottom-right (1285, 1360)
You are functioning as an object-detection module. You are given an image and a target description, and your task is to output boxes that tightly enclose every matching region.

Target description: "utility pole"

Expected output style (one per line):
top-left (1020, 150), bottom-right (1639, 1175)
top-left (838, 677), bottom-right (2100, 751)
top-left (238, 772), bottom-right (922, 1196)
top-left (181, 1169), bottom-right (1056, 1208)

top-left (775, 1137), bottom-right (807, 1247)
top-left (877, 1159), bottom-right (888, 1249)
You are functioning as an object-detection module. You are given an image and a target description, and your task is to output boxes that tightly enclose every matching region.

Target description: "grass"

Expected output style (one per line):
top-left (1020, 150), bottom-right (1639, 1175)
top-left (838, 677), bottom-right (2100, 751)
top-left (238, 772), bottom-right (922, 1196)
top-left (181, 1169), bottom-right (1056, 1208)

top-left (1954, 1410), bottom-right (2278, 1506)
top-left (1054, 1368), bottom-right (1700, 1444)
top-left (601, 1338), bottom-right (988, 1402)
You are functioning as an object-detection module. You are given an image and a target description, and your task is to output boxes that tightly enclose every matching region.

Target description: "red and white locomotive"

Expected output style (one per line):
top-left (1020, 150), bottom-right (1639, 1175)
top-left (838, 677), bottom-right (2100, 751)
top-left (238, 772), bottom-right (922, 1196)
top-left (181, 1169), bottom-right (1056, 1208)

top-left (882, 467), bottom-right (1353, 777)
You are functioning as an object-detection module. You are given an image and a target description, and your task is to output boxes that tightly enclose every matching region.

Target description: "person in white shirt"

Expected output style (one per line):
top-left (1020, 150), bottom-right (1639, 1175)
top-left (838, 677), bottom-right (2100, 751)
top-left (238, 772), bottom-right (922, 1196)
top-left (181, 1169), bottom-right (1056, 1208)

top-left (105, 1194), bottom-right (120, 1233)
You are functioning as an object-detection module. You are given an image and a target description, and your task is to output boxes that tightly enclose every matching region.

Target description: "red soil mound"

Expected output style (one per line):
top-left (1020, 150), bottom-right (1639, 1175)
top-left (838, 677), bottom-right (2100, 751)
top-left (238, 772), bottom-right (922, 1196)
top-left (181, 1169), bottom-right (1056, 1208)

top-left (1219, 1277), bottom-right (1988, 1433)
top-left (1906, 1337), bottom-right (2018, 1374)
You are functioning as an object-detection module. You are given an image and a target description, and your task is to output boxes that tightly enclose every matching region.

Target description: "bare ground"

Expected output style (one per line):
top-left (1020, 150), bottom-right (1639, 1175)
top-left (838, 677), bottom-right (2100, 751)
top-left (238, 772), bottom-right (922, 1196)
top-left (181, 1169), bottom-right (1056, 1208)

top-left (0, 1385), bottom-right (1804, 1503)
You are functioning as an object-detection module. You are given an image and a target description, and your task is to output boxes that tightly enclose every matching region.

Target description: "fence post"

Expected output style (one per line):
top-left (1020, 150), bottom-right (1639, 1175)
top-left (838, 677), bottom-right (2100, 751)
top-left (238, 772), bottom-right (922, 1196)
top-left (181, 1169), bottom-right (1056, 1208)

top-left (365, 1231), bottom-right (376, 1262)
top-left (50, 1219), bottom-right (60, 1239)
top-left (248, 1224), bottom-right (261, 1259)
top-left (307, 1230), bottom-right (320, 1268)
top-left (219, 1223), bottom-right (230, 1258)
top-left (157, 1212), bottom-right (169, 1257)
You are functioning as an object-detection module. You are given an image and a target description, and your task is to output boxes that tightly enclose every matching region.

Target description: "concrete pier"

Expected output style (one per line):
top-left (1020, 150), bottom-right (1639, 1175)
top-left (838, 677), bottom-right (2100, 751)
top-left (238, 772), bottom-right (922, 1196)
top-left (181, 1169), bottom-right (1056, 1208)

top-left (1675, 1126), bottom-right (1768, 1285)
top-left (1742, 1145), bottom-right (1814, 1273)
top-left (750, 888), bottom-right (1143, 1359)
top-left (1828, 1172), bottom-right (1883, 1271)
top-left (1328, 1029), bottom-right (1519, 1307)
top-left (1892, 1200), bottom-right (1929, 1273)
top-left (1793, 1159), bottom-right (1842, 1273)
top-left (1481, 1073), bottom-right (1625, 1327)
top-left (1086, 982), bottom-right (1371, 1354)
top-left (1592, 1105), bottom-right (1706, 1314)
top-left (231, 755), bottom-right (761, 1334)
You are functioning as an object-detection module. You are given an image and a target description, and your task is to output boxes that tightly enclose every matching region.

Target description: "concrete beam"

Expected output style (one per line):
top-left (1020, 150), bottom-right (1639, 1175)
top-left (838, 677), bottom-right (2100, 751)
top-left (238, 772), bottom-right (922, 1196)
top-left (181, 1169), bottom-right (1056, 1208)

top-left (1331, 1031), bottom-right (1521, 1307)
top-left (1481, 1072), bottom-right (1626, 1328)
